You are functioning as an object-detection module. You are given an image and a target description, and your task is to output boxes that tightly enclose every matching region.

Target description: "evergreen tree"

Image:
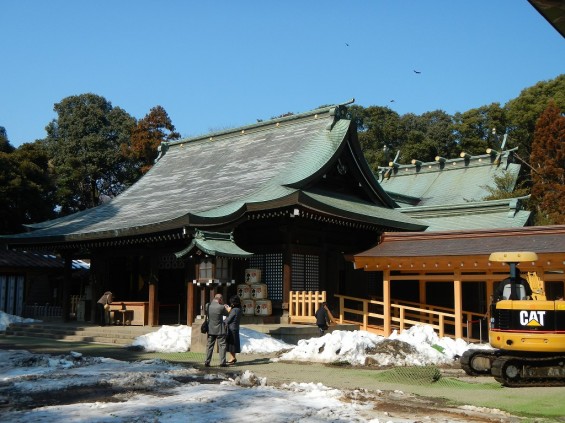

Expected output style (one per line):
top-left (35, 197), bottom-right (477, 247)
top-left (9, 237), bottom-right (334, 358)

top-left (0, 140), bottom-right (55, 234)
top-left (0, 126), bottom-right (15, 153)
top-left (45, 93), bottom-right (136, 214)
top-left (530, 100), bottom-right (565, 224)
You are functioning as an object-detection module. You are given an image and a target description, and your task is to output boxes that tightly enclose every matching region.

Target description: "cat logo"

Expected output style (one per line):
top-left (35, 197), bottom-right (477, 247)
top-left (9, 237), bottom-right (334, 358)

top-left (519, 310), bottom-right (546, 327)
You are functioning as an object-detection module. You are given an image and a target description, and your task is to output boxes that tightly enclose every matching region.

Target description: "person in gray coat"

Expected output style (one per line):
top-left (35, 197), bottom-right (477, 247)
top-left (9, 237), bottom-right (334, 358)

top-left (204, 293), bottom-right (229, 367)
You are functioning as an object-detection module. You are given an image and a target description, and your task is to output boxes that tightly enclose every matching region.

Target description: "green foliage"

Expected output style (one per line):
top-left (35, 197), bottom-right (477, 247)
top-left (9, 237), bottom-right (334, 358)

top-left (453, 103), bottom-right (508, 155)
top-left (0, 126), bottom-right (15, 153)
top-left (0, 140), bottom-right (55, 234)
top-left (482, 171), bottom-right (530, 201)
top-left (45, 93), bottom-right (136, 214)
top-left (400, 110), bottom-right (457, 163)
top-left (505, 75), bottom-right (565, 157)
top-left (346, 105), bottom-right (402, 171)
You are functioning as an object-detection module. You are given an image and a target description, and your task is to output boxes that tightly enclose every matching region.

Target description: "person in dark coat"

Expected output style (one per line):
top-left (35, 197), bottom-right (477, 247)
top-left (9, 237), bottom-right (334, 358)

top-left (97, 291), bottom-right (113, 326)
top-left (204, 293), bottom-right (229, 367)
top-left (315, 302), bottom-right (330, 335)
top-left (225, 295), bottom-right (242, 364)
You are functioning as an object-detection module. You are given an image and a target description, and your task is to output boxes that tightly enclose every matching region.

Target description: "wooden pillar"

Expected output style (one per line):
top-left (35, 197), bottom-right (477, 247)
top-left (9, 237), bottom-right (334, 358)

top-left (454, 269), bottom-right (463, 339)
top-left (383, 269), bottom-right (391, 336)
top-left (281, 248), bottom-right (292, 323)
top-left (186, 282), bottom-right (194, 325)
top-left (148, 256), bottom-right (158, 326)
top-left (486, 270), bottom-right (494, 307)
top-left (419, 274), bottom-right (429, 324)
top-left (148, 282), bottom-right (157, 326)
top-left (419, 277), bottom-right (427, 305)
top-left (62, 253), bottom-right (73, 322)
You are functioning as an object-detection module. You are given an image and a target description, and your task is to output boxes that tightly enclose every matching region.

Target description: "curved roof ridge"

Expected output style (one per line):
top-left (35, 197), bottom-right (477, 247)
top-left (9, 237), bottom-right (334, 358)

top-left (165, 100), bottom-right (354, 148)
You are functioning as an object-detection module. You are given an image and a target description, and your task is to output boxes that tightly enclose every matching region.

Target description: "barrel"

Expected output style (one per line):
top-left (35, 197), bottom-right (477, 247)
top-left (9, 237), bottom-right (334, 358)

top-left (241, 299), bottom-right (255, 316)
top-left (245, 268), bottom-right (262, 284)
top-left (250, 283), bottom-right (268, 299)
top-left (254, 299), bottom-right (272, 316)
top-left (237, 284), bottom-right (251, 299)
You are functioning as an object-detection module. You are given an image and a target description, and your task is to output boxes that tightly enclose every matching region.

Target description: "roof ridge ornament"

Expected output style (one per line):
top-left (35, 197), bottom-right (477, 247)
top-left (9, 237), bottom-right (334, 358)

top-left (327, 98), bottom-right (355, 130)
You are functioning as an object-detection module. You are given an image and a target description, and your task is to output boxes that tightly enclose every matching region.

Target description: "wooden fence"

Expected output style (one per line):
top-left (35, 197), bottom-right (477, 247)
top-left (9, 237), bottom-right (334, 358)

top-left (289, 291), bottom-right (326, 324)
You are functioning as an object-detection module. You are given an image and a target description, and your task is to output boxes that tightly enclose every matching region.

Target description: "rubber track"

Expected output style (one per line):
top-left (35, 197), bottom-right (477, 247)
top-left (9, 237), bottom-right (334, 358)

top-left (491, 355), bottom-right (565, 387)
top-left (460, 349), bottom-right (497, 376)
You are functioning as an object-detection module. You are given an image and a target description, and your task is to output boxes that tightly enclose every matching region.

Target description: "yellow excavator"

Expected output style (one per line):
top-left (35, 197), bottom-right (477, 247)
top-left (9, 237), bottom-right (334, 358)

top-left (461, 252), bottom-right (565, 387)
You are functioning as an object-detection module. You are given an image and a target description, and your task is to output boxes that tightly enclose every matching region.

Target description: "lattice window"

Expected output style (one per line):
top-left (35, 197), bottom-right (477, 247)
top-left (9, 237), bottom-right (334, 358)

top-left (0, 275), bottom-right (24, 315)
top-left (249, 254), bottom-right (283, 300)
top-left (199, 258), bottom-right (213, 279)
top-left (292, 254), bottom-right (319, 291)
top-left (216, 257), bottom-right (229, 280)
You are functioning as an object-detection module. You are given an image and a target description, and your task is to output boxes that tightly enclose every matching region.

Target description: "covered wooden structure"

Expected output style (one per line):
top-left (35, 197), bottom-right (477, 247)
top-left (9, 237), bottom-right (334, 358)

top-left (353, 225), bottom-right (565, 338)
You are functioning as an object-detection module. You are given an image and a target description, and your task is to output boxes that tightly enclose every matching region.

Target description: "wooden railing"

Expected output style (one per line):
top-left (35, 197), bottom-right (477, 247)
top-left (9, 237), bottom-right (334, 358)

top-left (289, 291), bottom-right (326, 324)
top-left (335, 294), bottom-right (485, 340)
top-left (288, 291), bottom-right (487, 340)
top-left (390, 298), bottom-right (486, 339)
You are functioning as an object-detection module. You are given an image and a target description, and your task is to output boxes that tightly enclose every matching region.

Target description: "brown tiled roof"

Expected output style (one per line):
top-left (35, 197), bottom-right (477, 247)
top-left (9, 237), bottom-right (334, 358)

top-left (356, 225), bottom-right (565, 258)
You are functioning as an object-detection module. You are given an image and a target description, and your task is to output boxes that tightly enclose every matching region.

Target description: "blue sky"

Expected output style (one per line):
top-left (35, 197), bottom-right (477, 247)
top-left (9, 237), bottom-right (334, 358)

top-left (1, 1), bottom-right (563, 147)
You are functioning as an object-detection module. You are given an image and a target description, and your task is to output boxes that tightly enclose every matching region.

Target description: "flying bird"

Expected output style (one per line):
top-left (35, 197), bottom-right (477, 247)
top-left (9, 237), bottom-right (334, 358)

top-left (345, 43), bottom-right (349, 46)
top-left (390, 100), bottom-right (395, 103)
top-left (413, 70), bottom-right (421, 74)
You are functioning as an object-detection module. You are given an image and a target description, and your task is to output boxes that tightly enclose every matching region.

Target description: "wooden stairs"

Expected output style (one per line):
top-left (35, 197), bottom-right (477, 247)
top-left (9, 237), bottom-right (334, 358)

top-left (2, 322), bottom-right (159, 346)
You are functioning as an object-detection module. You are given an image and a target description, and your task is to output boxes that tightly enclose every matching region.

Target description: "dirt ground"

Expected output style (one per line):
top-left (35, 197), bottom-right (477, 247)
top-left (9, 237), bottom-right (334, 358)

top-left (2, 335), bottom-right (565, 422)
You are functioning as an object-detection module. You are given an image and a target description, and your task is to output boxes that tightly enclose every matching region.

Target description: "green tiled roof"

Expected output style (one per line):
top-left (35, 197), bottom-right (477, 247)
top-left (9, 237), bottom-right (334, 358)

top-left (400, 198), bottom-right (531, 231)
top-left (4, 102), bottom-right (424, 245)
top-left (379, 151), bottom-right (521, 207)
top-left (174, 230), bottom-right (252, 259)
top-left (376, 150), bottom-right (530, 231)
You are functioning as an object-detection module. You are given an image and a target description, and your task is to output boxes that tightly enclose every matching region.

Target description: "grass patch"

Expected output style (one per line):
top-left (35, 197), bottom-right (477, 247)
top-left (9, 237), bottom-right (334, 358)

top-left (372, 366), bottom-right (502, 390)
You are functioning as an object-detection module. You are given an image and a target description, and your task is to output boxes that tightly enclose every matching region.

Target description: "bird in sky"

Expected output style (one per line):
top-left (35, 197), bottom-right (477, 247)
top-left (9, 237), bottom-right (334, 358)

top-left (413, 70), bottom-right (421, 74)
top-left (390, 99), bottom-right (395, 103)
top-left (345, 43), bottom-right (349, 46)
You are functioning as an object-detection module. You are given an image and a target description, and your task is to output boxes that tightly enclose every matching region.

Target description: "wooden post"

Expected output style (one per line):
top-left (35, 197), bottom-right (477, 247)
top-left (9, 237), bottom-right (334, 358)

top-left (486, 270), bottom-right (494, 308)
top-left (282, 248), bottom-right (291, 323)
top-left (186, 281), bottom-right (194, 325)
top-left (148, 256), bottom-right (158, 326)
top-left (148, 282), bottom-right (157, 326)
top-left (454, 269), bottom-right (463, 339)
top-left (383, 270), bottom-right (391, 336)
top-left (62, 253), bottom-right (73, 322)
top-left (363, 299), bottom-right (368, 330)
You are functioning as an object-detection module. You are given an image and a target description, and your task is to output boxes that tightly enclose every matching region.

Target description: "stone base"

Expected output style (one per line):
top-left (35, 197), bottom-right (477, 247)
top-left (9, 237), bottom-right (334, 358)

top-left (190, 318), bottom-right (208, 353)
top-left (240, 315), bottom-right (280, 325)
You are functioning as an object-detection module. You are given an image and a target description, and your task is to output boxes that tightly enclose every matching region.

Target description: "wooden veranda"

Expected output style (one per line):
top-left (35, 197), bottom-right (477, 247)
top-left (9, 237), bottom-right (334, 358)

top-left (353, 226), bottom-right (565, 339)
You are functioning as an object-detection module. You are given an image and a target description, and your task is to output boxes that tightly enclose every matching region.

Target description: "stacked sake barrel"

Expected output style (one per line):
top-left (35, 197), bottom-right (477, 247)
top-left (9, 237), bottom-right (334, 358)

top-left (237, 268), bottom-right (272, 316)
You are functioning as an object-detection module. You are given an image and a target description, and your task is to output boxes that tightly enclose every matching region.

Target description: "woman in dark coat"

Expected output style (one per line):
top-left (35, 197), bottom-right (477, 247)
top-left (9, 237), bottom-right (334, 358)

top-left (225, 295), bottom-right (242, 364)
